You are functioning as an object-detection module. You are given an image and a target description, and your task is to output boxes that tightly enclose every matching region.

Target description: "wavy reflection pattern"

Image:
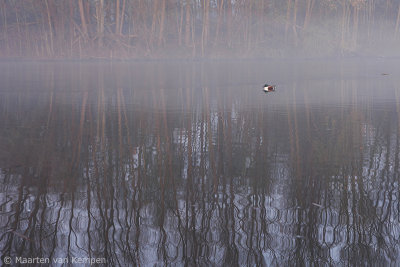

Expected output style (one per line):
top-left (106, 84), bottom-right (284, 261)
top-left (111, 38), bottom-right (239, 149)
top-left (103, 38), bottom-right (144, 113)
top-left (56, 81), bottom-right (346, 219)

top-left (0, 62), bottom-right (400, 266)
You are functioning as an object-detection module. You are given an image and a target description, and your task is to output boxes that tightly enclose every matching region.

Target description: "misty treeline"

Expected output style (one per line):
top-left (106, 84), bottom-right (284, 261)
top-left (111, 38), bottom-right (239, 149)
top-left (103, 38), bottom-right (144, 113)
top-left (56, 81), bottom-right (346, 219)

top-left (1, 0), bottom-right (400, 59)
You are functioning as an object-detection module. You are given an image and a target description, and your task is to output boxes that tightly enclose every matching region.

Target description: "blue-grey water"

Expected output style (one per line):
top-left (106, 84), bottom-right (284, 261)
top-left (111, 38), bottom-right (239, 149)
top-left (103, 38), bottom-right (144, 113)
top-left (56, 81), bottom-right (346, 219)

top-left (1, 59), bottom-right (400, 266)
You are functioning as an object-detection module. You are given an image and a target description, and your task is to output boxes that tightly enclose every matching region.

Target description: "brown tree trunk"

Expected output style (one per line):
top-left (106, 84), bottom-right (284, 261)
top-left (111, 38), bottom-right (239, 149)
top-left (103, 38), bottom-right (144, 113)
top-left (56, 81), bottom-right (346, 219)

top-left (115, 0), bottom-right (120, 34)
top-left (214, 0), bottom-right (224, 46)
top-left (303, 0), bottom-right (314, 30)
top-left (185, 0), bottom-right (191, 47)
top-left (158, 0), bottom-right (166, 47)
top-left (78, 0), bottom-right (88, 38)
top-left (14, 4), bottom-right (22, 55)
top-left (257, 0), bottom-right (265, 44)
top-left (285, 0), bottom-right (292, 44)
top-left (340, 0), bottom-right (349, 53)
top-left (151, 0), bottom-right (158, 48)
top-left (96, 0), bottom-right (104, 46)
top-left (201, 0), bottom-right (209, 55)
top-left (293, 0), bottom-right (298, 47)
top-left (226, 0), bottom-right (232, 47)
top-left (352, 5), bottom-right (359, 50)
top-left (120, 0), bottom-right (126, 35)
top-left (178, 1), bottom-right (184, 46)
top-left (246, 1), bottom-right (253, 51)
top-left (395, 2), bottom-right (400, 37)
top-left (2, 1), bottom-right (9, 54)
top-left (69, 0), bottom-right (74, 52)
top-left (45, 0), bottom-right (54, 55)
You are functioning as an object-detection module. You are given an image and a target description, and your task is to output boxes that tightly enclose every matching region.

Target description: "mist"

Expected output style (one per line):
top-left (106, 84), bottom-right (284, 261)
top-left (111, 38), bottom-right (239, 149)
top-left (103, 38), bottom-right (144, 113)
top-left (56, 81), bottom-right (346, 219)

top-left (1, 0), bottom-right (400, 59)
top-left (2, 1), bottom-right (400, 266)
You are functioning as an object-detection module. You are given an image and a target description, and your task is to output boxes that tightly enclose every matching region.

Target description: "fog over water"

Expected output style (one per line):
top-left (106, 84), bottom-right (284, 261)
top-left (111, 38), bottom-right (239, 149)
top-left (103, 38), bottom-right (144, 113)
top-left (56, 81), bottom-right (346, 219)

top-left (2, 1), bottom-right (400, 266)
top-left (1, 0), bottom-right (400, 58)
top-left (1, 59), bottom-right (400, 266)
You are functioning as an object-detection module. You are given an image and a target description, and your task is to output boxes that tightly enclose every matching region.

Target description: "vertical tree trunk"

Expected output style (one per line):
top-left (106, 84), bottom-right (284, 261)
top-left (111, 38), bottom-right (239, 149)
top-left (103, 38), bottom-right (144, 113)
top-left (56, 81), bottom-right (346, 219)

top-left (395, 2), bottom-right (400, 37)
top-left (285, 0), bottom-right (292, 44)
top-left (201, 0), bottom-right (209, 55)
top-left (214, 0), bottom-right (224, 46)
top-left (340, 0), bottom-right (348, 53)
top-left (352, 5), bottom-right (359, 50)
top-left (57, 0), bottom-right (66, 53)
top-left (151, 0), bottom-right (158, 48)
top-left (115, 0), bottom-right (120, 34)
top-left (246, 1), bottom-right (253, 51)
top-left (2, 1), bottom-right (9, 54)
top-left (178, 1), bottom-right (184, 46)
top-left (120, 0), bottom-right (126, 35)
top-left (185, 0), bottom-right (191, 47)
top-left (85, 0), bottom-right (90, 31)
top-left (385, 0), bottom-right (390, 18)
top-left (303, 0), bottom-right (314, 30)
top-left (14, 5), bottom-right (22, 55)
top-left (78, 0), bottom-right (88, 39)
top-left (226, 0), bottom-right (232, 47)
top-left (23, 9), bottom-right (31, 55)
top-left (45, 0), bottom-right (54, 55)
top-left (158, 0), bottom-right (166, 47)
top-left (367, 0), bottom-right (375, 42)
top-left (257, 0), bottom-right (265, 44)
top-left (97, 0), bottom-right (104, 46)
top-left (292, 0), bottom-right (298, 47)
top-left (69, 0), bottom-right (74, 53)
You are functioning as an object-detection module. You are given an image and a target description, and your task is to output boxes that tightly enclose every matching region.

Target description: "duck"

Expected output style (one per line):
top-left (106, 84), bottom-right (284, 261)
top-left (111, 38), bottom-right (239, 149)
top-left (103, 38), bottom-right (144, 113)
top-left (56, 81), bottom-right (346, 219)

top-left (263, 84), bottom-right (276, 92)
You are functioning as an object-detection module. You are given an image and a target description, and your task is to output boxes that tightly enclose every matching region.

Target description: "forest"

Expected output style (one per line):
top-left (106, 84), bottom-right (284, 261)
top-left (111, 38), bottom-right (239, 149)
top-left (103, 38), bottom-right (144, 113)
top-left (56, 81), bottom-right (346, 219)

top-left (1, 0), bottom-right (400, 59)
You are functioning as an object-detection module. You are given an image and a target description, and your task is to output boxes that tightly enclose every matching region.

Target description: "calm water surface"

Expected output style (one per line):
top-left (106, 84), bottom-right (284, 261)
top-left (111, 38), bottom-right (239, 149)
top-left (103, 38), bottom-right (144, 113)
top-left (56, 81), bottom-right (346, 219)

top-left (1, 60), bottom-right (400, 266)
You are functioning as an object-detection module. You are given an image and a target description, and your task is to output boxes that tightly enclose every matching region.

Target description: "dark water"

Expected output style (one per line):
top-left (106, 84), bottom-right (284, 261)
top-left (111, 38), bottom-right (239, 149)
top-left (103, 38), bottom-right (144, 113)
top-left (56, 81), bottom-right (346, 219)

top-left (1, 60), bottom-right (400, 266)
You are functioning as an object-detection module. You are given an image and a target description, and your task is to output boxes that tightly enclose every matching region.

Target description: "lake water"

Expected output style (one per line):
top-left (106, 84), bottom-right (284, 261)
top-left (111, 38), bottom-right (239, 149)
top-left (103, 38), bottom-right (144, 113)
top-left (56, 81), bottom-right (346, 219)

top-left (1, 60), bottom-right (400, 266)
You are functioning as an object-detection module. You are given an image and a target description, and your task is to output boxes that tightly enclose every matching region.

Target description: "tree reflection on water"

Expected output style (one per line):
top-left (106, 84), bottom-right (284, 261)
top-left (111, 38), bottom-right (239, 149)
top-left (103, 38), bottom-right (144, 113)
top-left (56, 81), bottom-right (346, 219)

top-left (0, 62), bottom-right (399, 266)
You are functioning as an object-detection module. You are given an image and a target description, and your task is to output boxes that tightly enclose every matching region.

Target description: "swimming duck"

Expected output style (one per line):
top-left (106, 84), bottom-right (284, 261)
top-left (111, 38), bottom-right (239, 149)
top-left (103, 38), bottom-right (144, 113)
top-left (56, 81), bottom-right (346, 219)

top-left (263, 84), bottom-right (276, 92)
